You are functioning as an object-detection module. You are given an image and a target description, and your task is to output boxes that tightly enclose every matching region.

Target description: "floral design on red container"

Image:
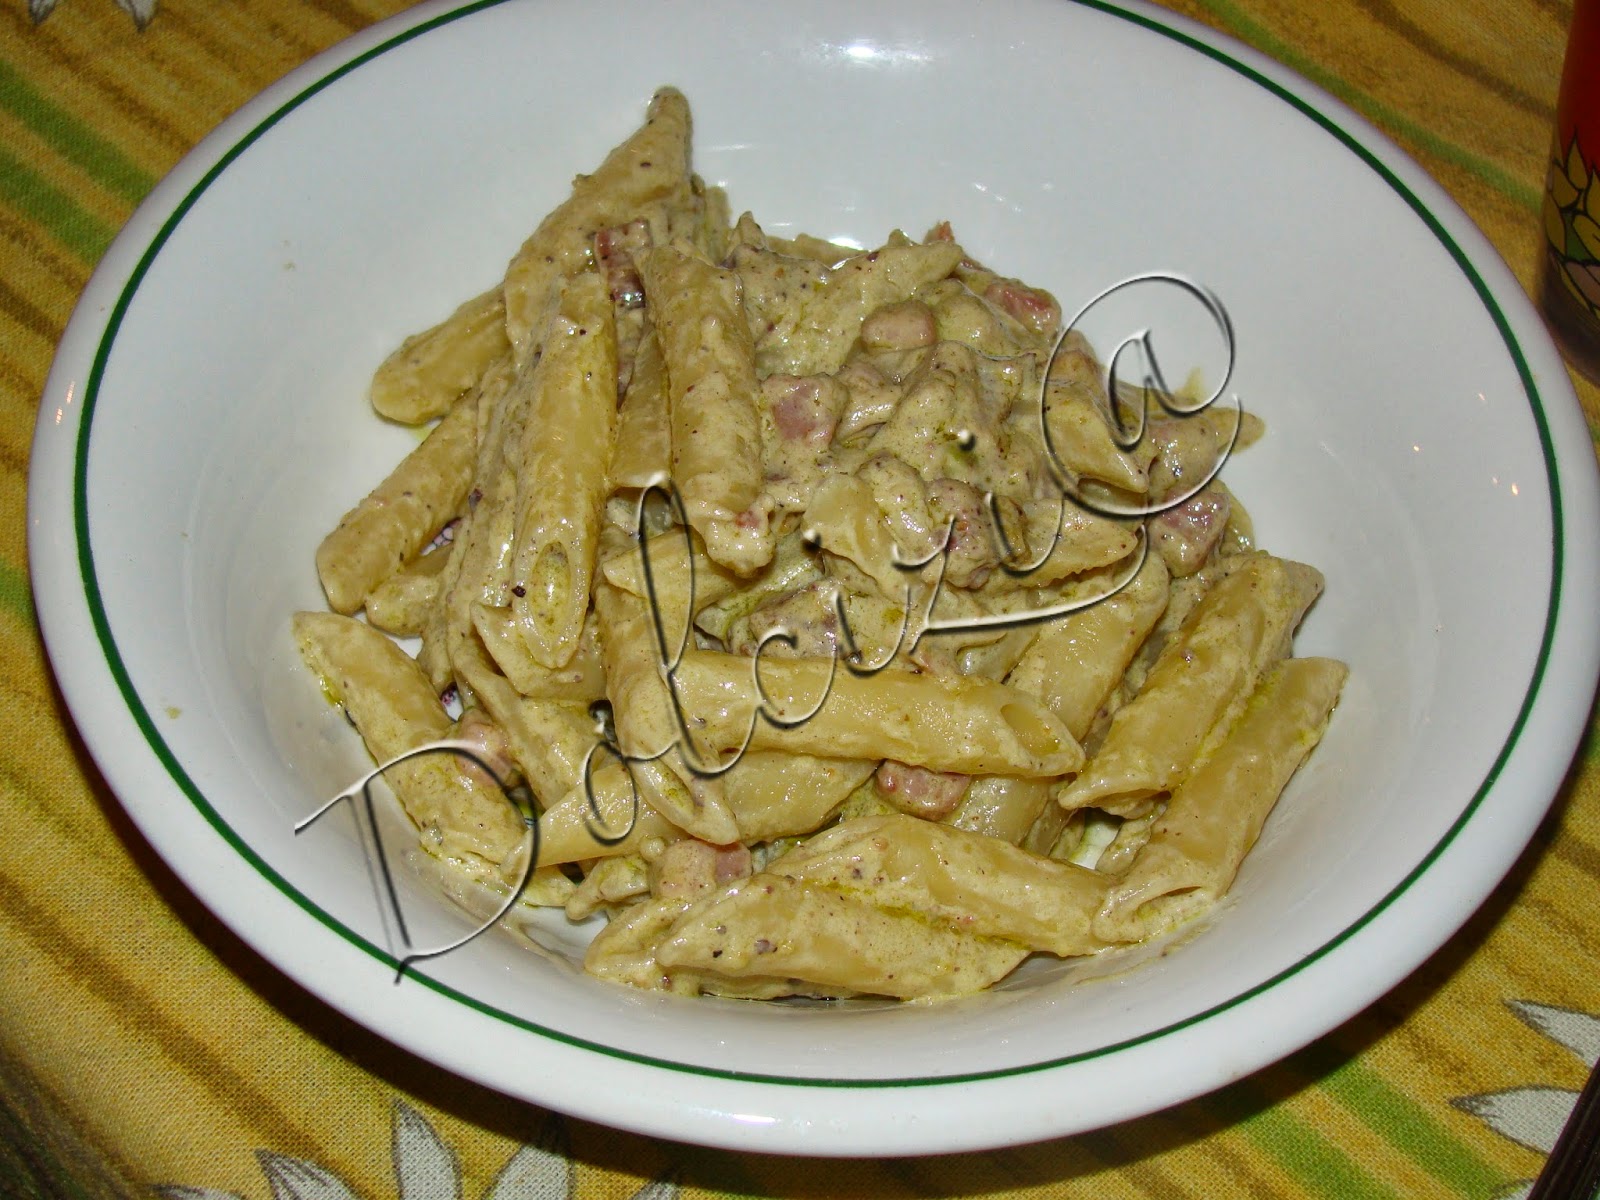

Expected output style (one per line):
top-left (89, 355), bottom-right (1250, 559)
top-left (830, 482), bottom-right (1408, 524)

top-left (1545, 137), bottom-right (1600, 324)
top-left (1541, 0), bottom-right (1600, 380)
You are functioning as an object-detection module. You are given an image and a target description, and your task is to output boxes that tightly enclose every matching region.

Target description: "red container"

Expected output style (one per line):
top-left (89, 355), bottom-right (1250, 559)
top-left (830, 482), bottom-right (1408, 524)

top-left (1542, 0), bottom-right (1600, 382)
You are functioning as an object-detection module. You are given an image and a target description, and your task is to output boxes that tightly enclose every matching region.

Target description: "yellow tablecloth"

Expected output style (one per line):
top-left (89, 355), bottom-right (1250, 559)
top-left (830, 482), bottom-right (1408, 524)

top-left (2, 2), bottom-right (1597, 1197)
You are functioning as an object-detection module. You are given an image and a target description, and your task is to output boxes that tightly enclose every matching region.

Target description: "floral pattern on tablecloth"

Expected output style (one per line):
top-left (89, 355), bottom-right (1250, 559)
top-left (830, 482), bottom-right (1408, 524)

top-left (28, 0), bottom-right (157, 27)
top-left (155, 1106), bottom-right (678, 1200)
top-left (1453, 1002), bottom-right (1600, 1200)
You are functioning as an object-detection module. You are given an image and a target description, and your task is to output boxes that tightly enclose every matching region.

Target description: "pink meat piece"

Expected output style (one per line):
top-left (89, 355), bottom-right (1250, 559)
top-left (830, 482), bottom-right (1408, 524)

top-left (453, 707), bottom-right (516, 789)
top-left (984, 279), bottom-right (1061, 338)
top-left (651, 839), bottom-right (753, 900)
top-left (875, 760), bottom-right (970, 819)
top-left (594, 220), bottom-right (651, 308)
top-left (766, 375), bottom-right (840, 445)
top-left (1150, 486), bottom-right (1232, 577)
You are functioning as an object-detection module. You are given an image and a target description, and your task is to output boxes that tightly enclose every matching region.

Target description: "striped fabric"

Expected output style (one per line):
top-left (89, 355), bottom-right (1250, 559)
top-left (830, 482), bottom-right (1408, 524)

top-left (1, 2), bottom-right (1596, 1197)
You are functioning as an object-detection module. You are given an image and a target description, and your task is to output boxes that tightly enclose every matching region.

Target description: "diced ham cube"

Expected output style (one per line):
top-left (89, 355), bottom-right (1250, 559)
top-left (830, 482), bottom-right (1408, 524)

top-left (765, 375), bottom-right (841, 445)
top-left (985, 279), bottom-right (1061, 337)
top-left (875, 760), bottom-right (970, 819)
top-left (1149, 486), bottom-right (1231, 577)
top-left (649, 838), bottom-right (753, 900)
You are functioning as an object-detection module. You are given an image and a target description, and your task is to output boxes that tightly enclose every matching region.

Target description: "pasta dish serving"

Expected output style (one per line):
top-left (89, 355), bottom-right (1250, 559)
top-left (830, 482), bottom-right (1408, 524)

top-left (293, 88), bottom-right (1345, 1000)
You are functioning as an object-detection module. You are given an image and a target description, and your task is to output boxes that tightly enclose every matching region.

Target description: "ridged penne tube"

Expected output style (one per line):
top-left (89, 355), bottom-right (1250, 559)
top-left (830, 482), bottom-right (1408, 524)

top-left (743, 239), bottom-right (965, 378)
top-left (594, 558), bottom-right (740, 844)
top-left (1113, 557), bottom-right (1236, 700)
top-left (629, 755), bottom-right (737, 848)
top-left (441, 492), bottom-right (516, 698)
top-left (1093, 657), bottom-right (1347, 943)
top-left (453, 651), bottom-right (596, 809)
top-left (314, 393), bottom-right (478, 615)
top-left (1057, 552), bottom-right (1323, 816)
top-left (413, 851), bottom-right (576, 913)
top-left (956, 623), bottom-right (1041, 682)
top-left (721, 752), bottom-right (877, 842)
top-left (770, 814), bottom-right (1111, 956)
top-left (291, 612), bottom-right (526, 870)
top-left (415, 522), bottom-right (465, 694)
top-left (583, 895), bottom-right (698, 992)
top-left (599, 527), bottom-right (743, 638)
top-left (684, 176), bottom-right (734, 264)
top-left (1040, 331), bottom-right (1149, 493)
top-left (369, 285), bottom-right (510, 425)
top-left (947, 776), bottom-right (1053, 845)
top-left (363, 544), bottom-right (453, 636)
top-left (469, 352), bottom-right (521, 484)
top-left (472, 603), bottom-right (606, 703)
top-left (502, 87), bottom-right (697, 366)
top-left (535, 766), bottom-right (680, 866)
top-left (639, 241), bottom-right (770, 574)
top-left (803, 474), bottom-right (909, 597)
top-left (668, 649), bottom-right (1084, 777)
top-left (1005, 550), bottom-right (1170, 740)
top-left (977, 499), bottom-right (1139, 594)
top-left (438, 364), bottom-right (534, 693)
top-left (509, 271), bottom-right (618, 669)
top-left (609, 323), bottom-right (671, 488)
top-left (583, 895), bottom-right (809, 998)
top-left (654, 873), bottom-right (1029, 998)
top-left (409, 355), bottom-right (517, 689)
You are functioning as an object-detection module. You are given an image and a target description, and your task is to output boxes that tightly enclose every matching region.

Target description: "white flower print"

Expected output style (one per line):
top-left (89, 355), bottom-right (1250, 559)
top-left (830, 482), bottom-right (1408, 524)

top-left (154, 1103), bottom-right (676, 1200)
top-left (28, 0), bottom-right (158, 29)
top-left (1452, 1000), bottom-right (1600, 1200)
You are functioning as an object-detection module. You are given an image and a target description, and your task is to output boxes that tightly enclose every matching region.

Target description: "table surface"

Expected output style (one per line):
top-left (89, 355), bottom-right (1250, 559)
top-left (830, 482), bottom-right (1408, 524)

top-left (2, 1), bottom-right (1598, 1197)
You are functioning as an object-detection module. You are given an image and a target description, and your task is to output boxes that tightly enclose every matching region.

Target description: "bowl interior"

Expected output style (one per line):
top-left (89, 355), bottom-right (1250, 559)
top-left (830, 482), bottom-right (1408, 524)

top-left (42, 0), bottom-right (1588, 1146)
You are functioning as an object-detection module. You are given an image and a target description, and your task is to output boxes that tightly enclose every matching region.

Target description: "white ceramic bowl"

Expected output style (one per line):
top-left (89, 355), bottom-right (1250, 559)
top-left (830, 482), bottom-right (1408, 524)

top-left (28, 0), bottom-right (1600, 1156)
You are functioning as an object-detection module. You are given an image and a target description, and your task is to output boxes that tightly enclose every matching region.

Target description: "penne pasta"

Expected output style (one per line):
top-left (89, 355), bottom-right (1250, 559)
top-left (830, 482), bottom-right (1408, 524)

top-left (721, 752), bottom-right (877, 842)
top-left (314, 392), bottom-right (478, 615)
top-left (369, 285), bottom-right (510, 425)
top-left (299, 89), bottom-right (1346, 1001)
top-left (363, 543), bottom-right (453, 636)
top-left (1094, 657), bottom-right (1347, 942)
top-left (668, 649), bottom-right (1084, 778)
top-left (770, 814), bottom-right (1110, 956)
top-left (472, 602), bottom-right (607, 704)
top-left (508, 271), bottom-right (619, 669)
top-left (1005, 549), bottom-right (1171, 740)
top-left (947, 776), bottom-right (1053, 845)
top-left (655, 874), bottom-right (1028, 998)
top-left (452, 651), bottom-right (596, 809)
top-left (1056, 552), bottom-right (1322, 817)
top-left (536, 768), bottom-right (680, 867)
top-left (291, 612), bottom-right (526, 872)
top-left (639, 241), bottom-right (771, 575)
top-left (608, 322), bottom-right (672, 488)
top-left (593, 552), bottom-right (740, 846)
top-left (502, 87), bottom-right (699, 366)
